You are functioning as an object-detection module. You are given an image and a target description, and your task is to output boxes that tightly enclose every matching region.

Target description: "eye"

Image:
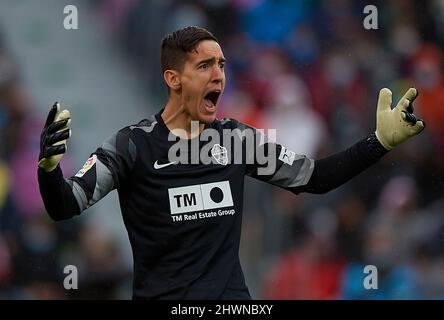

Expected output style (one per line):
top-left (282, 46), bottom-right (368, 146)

top-left (219, 62), bottom-right (225, 69)
top-left (199, 63), bottom-right (209, 70)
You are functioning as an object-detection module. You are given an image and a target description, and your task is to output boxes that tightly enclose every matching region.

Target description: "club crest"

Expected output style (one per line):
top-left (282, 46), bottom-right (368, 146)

top-left (211, 144), bottom-right (228, 166)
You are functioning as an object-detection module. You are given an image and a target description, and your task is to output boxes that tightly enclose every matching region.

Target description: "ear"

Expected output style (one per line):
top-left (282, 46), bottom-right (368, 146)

top-left (163, 69), bottom-right (181, 91)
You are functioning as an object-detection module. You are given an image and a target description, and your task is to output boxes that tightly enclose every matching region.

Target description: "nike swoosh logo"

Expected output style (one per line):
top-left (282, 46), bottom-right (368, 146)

top-left (154, 160), bottom-right (177, 170)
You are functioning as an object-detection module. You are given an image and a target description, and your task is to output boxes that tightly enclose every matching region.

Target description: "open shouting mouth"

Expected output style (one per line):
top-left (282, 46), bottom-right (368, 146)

top-left (202, 90), bottom-right (221, 113)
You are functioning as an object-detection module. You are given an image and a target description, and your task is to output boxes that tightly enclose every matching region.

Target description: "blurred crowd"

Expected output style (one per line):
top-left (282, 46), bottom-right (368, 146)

top-left (0, 20), bottom-right (131, 298)
top-left (1, 0), bottom-right (444, 299)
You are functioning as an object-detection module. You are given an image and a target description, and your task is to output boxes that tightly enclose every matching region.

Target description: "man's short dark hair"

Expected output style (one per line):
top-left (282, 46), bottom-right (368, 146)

top-left (161, 26), bottom-right (218, 73)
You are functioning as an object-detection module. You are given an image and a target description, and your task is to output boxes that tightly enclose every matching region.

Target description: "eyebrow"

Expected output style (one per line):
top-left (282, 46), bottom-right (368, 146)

top-left (196, 57), bottom-right (226, 66)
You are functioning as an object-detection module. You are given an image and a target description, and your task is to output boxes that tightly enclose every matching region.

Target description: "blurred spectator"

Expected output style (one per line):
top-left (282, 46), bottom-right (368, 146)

top-left (235, 0), bottom-right (310, 45)
top-left (72, 223), bottom-right (131, 299)
top-left (341, 175), bottom-right (439, 299)
top-left (0, 52), bottom-right (20, 160)
top-left (219, 89), bottom-right (265, 128)
top-left (341, 220), bottom-right (420, 299)
top-left (335, 194), bottom-right (367, 262)
top-left (261, 208), bottom-right (345, 299)
top-left (0, 235), bottom-right (11, 290)
top-left (11, 214), bottom-right (64, 299)
top-left (263, 73), bottom-right (327, 156)
top-left (411, 43), bottom-right (444, 153)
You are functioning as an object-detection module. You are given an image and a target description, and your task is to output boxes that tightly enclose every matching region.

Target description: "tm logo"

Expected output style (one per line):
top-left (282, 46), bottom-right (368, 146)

top-left (168, 181), bottom-right (233, 215)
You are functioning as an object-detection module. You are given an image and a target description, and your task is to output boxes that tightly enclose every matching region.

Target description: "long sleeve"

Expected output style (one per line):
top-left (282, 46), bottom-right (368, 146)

top-left (242, 115), bottom-right (388, 194)
top-left (38, 126), bottom-right (137, 221)
top-left (291, 133), bottom-right (388, 194)
top-left (38, 165), bottom-right (81, 221)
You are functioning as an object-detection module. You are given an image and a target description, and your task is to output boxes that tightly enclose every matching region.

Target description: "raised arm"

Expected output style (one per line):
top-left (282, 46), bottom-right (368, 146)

top-left (37, 102), bottom-right (136, 221)
top-left (247, 87), bottom-right (425, 194)
top-left (38, 102), bottom-right (79, 220)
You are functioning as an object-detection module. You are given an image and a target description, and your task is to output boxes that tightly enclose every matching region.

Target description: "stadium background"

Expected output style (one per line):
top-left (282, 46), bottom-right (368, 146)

top-left (0, 0), bottom-right (444, 299)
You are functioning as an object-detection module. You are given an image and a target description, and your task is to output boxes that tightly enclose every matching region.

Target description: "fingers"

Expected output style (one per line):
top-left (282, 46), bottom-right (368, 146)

top-left (55, 109), bottom-right (70, 122)
top-left (402, 111), bottom-right (417, 125)
top-left (403, 87), bottom-right (419, 102)
top-left (400, 87), bottom-right (420, 126)
top-left (44, 102), bottom-right (70, 131)
top-left (412, 119), bottom-right (426, 134)
top-left (46, 118), bottom-right (70, 134)
top-left (401, 111), bottom-right (426, 135)
top-left (39, 102), bottom-right (71, 170)
top-left (39, 141), bottom-right (66, 161)
top-left (398, 88), bottom-right (418, 111)
top-left (45, 144), bottom-right (66, 157)
top-left (377, 88), bottom-right (392, 113)
top-left (44, 102), bottom-right (60, 128)
top-left (407, 100), bottom-right (414, 114)
top-left (48, 128), bottom-right (71, 145)
top-left (46, 107), bottom-right (71, 134)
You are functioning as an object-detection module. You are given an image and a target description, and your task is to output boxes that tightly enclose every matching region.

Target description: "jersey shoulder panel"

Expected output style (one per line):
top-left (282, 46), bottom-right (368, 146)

top-left (128, 115), bottom-right (158, 134)
top-left (218, 117), bottom-right (258, 131)
top-left (216, 117), bottom-right (248, 130)
top-left (94, 117), bottom-right (156, 187)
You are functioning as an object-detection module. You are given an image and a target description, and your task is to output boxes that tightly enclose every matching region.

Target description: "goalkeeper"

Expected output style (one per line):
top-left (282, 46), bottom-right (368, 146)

top-left (37, 26), bottom-right (425, 299)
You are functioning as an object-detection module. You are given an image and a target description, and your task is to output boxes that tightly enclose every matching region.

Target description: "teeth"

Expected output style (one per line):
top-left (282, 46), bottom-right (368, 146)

top-left (204, 99), bottom-right (214, 107)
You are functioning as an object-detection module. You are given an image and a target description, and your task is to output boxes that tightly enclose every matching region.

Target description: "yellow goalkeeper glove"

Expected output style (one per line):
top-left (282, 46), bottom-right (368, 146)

top-left (38, 102), bottom-right (71, 172)
top-left (375, 87), bottom-right (425, 150)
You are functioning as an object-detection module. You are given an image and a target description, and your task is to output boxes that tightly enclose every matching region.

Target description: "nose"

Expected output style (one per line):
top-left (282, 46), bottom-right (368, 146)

top-left (211, 64), bottom-right (224, 84)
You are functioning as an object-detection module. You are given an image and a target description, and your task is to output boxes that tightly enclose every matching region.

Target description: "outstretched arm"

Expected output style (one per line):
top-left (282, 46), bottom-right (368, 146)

top-left (248, 87), bottom-right (425, 194)
top-left (291, 133), bottom-right (386, 194)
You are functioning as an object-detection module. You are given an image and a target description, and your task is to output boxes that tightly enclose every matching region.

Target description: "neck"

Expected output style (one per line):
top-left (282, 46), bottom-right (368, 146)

top-left (161, 98), bottom-right (205, 139)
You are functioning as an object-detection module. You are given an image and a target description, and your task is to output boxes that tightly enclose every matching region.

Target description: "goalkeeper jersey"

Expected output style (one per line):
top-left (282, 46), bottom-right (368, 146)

top-left (64, 110), bottom-right (314, 299)
top-left (38, 109), bottom-right (388, 299)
